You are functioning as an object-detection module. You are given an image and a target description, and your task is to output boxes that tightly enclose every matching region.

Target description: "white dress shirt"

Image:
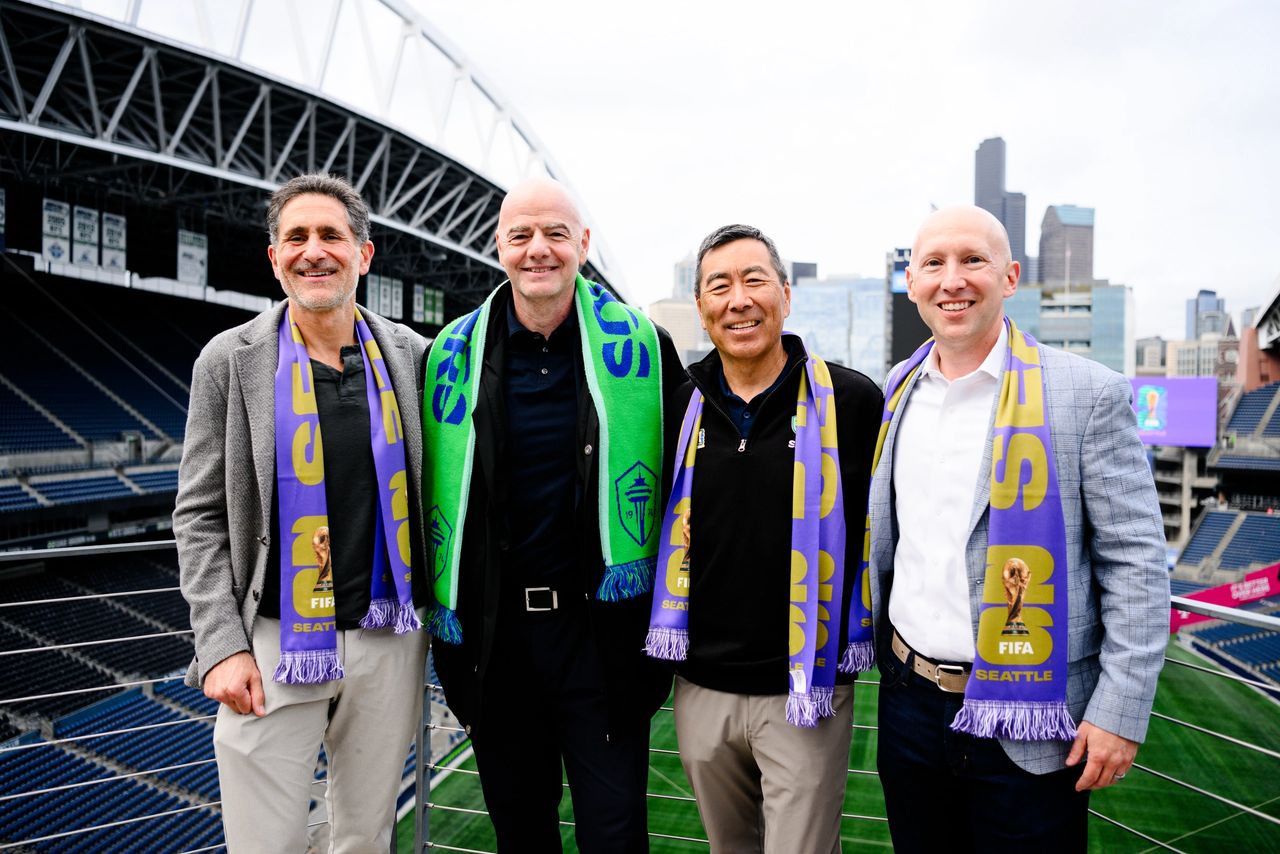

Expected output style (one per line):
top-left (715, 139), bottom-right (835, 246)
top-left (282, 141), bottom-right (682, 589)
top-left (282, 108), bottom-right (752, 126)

top-left (889, 324), bottom-right (1007, 663)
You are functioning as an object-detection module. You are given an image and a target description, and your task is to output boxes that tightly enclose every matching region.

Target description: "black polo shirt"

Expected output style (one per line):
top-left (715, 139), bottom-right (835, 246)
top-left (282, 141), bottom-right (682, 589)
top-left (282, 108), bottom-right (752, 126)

top-left (261, 345), bottom-right (379, 629)
top-left (501, 301), bottom-right (581, 590)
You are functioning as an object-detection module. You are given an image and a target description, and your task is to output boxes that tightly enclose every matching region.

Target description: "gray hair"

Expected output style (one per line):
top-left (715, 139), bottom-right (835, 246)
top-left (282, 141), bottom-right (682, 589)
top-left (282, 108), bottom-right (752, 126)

top-left (694, 224), bottom-right (787, 296)
top-left (266, 173), bottom-right (371, 245)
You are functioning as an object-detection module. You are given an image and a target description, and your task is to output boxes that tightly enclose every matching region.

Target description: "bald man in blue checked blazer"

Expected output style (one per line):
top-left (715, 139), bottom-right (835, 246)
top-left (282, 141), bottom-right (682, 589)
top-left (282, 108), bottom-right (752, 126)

top-left (867, 205), bottom-right (1169, 852)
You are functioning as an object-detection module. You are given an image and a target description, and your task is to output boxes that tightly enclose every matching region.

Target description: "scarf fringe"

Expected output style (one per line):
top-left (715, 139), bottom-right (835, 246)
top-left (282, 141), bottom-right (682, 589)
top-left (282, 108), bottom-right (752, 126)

top-left (597, 556), bottom-right (656, 602)
top-left (837, 640), bottom-right (876, 674)
top-left (644, 626), bottom-right (689, 661)
top-left (273, 649), bottom-right (344, 685)
top-left (360, 598), bottom-right (422, 634)
top-left (427, 603), bottom-right (463, 644)
top-left (950, 699), bottom-right (1078, 742)
top-left (785, 685), bottom-right (835, 729)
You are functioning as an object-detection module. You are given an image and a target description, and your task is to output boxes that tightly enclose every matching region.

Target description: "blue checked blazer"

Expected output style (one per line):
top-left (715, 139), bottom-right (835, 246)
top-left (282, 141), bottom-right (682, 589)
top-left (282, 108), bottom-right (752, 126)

top-left (868, 340), bottom-right (1169, 775)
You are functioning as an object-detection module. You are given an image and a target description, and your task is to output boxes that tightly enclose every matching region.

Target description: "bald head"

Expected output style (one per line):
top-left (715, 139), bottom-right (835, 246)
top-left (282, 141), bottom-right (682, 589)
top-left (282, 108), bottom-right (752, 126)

top-left (911, 205), bottom-right (1012, 267)
top-left (497, 177), bottom-right (585, 235)
top-left (495, 177), bottom-right (591, 333)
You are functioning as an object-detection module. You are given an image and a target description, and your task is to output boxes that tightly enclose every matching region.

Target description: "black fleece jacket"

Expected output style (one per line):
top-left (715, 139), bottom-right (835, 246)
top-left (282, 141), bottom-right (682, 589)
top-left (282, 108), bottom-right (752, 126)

top-left (672, 336), bottom-right (884, 695)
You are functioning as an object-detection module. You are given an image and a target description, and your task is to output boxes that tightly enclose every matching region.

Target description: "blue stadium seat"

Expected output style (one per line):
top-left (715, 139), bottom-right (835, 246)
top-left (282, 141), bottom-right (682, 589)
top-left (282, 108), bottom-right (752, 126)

top-left (1227, 381), bottom-right (1280, 434)
top-left (1218, 514), bottom-right (1280, 571)
top-left (1179, 511), bottom-right (1238, 567)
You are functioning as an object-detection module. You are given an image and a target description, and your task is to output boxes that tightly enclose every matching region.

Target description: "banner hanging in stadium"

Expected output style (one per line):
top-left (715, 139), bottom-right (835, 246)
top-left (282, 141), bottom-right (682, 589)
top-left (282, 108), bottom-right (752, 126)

top-left (102, 213), bottom-right (127, 271)
top-left (1170, 563), bottom-right (1280, 632)
top-left (73, 206), bottom-right (99, 266)
top-left (42, 198), bottom-right (70, 263)
top-left (177, 229), bottom-right (208, 287)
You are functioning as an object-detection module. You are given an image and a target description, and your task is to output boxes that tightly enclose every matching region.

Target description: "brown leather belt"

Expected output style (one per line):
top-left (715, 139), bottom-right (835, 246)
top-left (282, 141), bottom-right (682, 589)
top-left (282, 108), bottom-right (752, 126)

top-left (891, 630), bottom-right (971, 693)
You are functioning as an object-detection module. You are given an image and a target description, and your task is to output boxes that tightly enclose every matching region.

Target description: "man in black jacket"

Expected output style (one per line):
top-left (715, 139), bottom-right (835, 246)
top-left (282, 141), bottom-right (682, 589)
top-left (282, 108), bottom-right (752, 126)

top-left (651, 224), bottom-right (883, 852)
top-left (426, 178), bottom-right (683, 852)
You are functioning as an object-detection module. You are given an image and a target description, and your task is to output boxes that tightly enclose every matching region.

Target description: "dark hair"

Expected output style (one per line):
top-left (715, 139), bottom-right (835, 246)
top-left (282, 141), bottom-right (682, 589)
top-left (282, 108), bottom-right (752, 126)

top-left (694, 224), bottom-right (788, 296)
top-left (266, 173), bottom-right (371, 245)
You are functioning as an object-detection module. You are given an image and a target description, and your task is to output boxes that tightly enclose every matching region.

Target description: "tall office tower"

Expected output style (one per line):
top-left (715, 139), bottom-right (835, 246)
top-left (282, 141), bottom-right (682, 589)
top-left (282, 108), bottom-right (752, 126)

top-left (1038, 205), bottom-right (1095, 286)
top-left (974, 138), bottom-right (1026, 271)
top-left (974, 137), bottom-right (1006, 218)
top-left (1185, 289), bottom-right (1228, 340)
top-left (1002, 191), bottom-right (1027, 272)
top-left (672, 254), bottom-right (698, 300)
top-left (1135, 336), bottom-right (1167, 376)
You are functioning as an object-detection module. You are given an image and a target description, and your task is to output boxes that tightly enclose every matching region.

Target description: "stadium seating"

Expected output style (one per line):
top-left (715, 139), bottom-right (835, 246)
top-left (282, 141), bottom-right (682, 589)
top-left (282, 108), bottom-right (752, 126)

top-left (1227, 381), bottom-right (1280, 434)
top-left (1215, 454), bottom-right (1280, 473)
top-left (29, 475), bottom-right (135, 506)
top-left (0, 484), bottom-right (40, 513)
top-left (1169, 578), bottom-right (1208, 597)
top-left (1218, 514), bottom-right (1280, 571)
top-left (1179, 510), bottom-right (1237, 566)
top-left (124, 468), bottom-right (180, 494)
top-left (0, 384), bottom-right (79, 454)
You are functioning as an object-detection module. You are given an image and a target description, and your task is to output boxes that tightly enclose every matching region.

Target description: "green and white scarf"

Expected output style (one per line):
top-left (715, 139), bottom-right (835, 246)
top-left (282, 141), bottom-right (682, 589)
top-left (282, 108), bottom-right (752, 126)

top-left (421, 275), bottom-right (664, 642)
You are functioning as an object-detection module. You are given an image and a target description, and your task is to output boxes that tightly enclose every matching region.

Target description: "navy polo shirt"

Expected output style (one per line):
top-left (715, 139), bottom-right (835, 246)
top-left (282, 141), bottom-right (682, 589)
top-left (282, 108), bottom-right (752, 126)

top-left (716, 357), bottom-right (794, 438)
top-left (502, 301), bottom-right (581, 588)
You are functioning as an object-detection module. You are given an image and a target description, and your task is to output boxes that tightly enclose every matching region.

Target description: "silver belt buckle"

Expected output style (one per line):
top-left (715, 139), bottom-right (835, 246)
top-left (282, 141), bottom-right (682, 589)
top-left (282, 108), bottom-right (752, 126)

top-left (934, 663), bottom-right (967, 692)
top-left (525, 586), bottom-right (558, 612)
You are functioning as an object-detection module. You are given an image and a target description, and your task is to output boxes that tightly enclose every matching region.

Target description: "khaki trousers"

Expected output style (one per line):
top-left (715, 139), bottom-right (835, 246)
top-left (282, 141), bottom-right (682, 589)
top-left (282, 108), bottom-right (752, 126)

top-left (673, 676), bottom-right (854, 854)
top-left (213, 617), bottom-right (427, 854)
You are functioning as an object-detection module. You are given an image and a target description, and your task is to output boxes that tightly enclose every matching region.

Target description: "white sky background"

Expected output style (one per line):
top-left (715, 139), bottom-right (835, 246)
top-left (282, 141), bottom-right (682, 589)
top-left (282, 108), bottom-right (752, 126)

top-left (411, 0), bottom-right (1280, 339)
top-left (63, 0), bottom-right (1280, 339)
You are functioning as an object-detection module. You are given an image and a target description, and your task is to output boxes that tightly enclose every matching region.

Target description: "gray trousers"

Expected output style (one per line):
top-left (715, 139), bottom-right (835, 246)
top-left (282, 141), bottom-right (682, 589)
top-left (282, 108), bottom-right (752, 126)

top-left (673, 676), bottom-right (854, 854)
top-left (213, 617), bottom-right (427, 854)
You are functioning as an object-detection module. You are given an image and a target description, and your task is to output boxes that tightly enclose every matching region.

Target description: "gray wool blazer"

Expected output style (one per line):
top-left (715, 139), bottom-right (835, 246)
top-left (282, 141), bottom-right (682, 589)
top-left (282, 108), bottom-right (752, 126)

top-left (869, 341), bottom-right (1170, 775)
top-left (174, 301), bottom-right (428, 688)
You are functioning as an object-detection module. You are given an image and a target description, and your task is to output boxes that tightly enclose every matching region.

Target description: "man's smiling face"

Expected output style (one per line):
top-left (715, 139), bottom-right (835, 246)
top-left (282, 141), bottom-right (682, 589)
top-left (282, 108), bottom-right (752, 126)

top-left (495, 181), bottom-right (590, 313)
top-left (268, 193), bottom-right (373, 312)
top-left (696, 238), bottom-right (791, 369)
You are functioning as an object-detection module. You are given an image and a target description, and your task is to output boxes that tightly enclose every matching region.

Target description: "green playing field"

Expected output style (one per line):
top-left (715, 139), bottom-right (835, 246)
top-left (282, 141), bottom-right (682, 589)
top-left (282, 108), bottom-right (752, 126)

top-left (400, 639), bottom-right (1280, 852)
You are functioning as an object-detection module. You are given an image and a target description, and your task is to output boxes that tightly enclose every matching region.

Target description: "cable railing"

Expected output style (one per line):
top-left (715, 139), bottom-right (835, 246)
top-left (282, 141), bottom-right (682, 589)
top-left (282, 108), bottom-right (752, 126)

top-left (1, 541), bottom-right (1278, 852)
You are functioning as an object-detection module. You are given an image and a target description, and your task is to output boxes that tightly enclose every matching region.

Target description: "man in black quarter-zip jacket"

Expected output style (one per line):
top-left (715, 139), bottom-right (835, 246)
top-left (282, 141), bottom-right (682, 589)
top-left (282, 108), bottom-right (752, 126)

top-left (654, 224), bottom-right (883, 853)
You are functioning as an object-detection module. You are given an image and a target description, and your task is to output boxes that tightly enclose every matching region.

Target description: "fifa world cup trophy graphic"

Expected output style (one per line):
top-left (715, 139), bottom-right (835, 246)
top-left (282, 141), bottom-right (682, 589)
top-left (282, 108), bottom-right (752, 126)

top-left (679, 511), bottom-right (691, 572)
top-left (1000, 557), bottom-right (1031, 636)
top-left (312, 526), bottom-right (334, 593)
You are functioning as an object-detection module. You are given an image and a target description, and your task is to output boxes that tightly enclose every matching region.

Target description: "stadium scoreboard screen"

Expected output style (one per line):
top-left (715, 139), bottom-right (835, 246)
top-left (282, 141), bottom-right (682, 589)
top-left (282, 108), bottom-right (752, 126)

top-left (1128, 376), bottom-right (1217, 448)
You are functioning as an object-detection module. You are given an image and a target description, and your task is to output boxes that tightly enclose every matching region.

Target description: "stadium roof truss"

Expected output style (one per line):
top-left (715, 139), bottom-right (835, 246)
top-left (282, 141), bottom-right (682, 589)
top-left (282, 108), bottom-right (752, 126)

top-left (0, 0), bottom-right (616, 302)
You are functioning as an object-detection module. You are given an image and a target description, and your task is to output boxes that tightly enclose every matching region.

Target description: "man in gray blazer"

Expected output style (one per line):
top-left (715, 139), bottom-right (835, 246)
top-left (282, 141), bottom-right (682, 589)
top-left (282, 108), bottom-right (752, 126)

top-left (175, 173), bottom-right (428, 853)
top-left (869, 205), bottom-right (1168, 851)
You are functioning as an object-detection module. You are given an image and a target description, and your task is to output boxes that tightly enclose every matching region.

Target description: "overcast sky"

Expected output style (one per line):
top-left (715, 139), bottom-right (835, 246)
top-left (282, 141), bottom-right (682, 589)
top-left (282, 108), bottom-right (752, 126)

top-left (413, 0), bottom-right (1279, 339)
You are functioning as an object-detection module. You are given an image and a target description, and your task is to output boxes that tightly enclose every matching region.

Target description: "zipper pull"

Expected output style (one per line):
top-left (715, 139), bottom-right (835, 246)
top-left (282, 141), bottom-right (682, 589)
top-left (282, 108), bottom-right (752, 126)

top-left (737, 438), bottom-right (747, 453)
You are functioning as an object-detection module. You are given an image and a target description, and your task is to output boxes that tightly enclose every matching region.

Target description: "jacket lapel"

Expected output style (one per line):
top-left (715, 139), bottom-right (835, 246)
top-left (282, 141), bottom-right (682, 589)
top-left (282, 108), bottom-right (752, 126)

top-left (234, 303), bottom-right (286, 531)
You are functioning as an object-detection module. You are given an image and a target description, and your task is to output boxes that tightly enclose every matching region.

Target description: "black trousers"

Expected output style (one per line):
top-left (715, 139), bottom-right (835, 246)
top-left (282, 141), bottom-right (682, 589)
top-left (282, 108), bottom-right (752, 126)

top-left (469, 601), bottom-right (650, 853)
top-left (876, 650), bottom-right (1089, 853)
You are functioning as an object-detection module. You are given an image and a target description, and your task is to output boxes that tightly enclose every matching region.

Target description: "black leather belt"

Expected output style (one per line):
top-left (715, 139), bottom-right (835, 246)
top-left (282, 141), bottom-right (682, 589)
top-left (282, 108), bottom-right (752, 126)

top-left (524, 586), bottom-right (559, 612)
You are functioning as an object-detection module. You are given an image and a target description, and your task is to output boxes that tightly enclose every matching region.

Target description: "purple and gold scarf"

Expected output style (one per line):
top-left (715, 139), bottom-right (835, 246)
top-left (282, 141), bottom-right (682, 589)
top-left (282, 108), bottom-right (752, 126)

top-left (272, 306), bottom-right (419, 684)
top-left (646, 344), bottom-right (871, 727)
top-left (877, 318), bottom-right (1075, 741)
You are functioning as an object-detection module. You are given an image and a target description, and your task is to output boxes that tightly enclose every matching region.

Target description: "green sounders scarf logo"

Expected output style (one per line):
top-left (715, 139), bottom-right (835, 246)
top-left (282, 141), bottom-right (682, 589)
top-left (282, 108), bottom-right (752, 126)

top-left (615, 462), bottom-right (657, 547)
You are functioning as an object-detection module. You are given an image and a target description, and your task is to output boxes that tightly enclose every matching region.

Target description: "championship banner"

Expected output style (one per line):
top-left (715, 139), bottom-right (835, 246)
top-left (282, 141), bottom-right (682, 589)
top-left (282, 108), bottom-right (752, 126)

top-left (1170, 563), bottom-right (1280, 632)
top-left (42, 198), bottom-right (71, 263)
top-left (102, 213), bottom-right (127, 271)
top-left (177, 229), bottom-right (208, 286)
top-left (73, 206), bottom-right (100, 266)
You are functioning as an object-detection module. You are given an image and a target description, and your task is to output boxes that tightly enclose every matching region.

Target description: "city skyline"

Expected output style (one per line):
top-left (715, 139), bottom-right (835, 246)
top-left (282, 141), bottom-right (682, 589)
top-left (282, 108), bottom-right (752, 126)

top-left (411, 1), bottom-right (1276, 341)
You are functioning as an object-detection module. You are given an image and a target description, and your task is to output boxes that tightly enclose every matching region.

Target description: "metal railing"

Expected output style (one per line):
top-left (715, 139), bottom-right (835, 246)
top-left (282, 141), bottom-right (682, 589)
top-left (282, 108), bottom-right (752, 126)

top-left (1, 541), bottom-right (1278, 852)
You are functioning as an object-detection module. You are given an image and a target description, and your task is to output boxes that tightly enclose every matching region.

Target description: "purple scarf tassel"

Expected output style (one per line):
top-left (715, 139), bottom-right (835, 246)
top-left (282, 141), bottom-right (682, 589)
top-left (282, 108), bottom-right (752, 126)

top-left (274, 649), bottom-right (344, 684)
top-left (597, 556), bottom-right (656, 602)
top-left (644, 626), bottom-right (689, 660)
top-left (838, 640), bottom-right (876, 674)
top-left (360, 598), bottom-right (421, 633)
top-left (785, 685), bottom-right (835, 728)
top-left (951, 700), bottom-right (1078, 742)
